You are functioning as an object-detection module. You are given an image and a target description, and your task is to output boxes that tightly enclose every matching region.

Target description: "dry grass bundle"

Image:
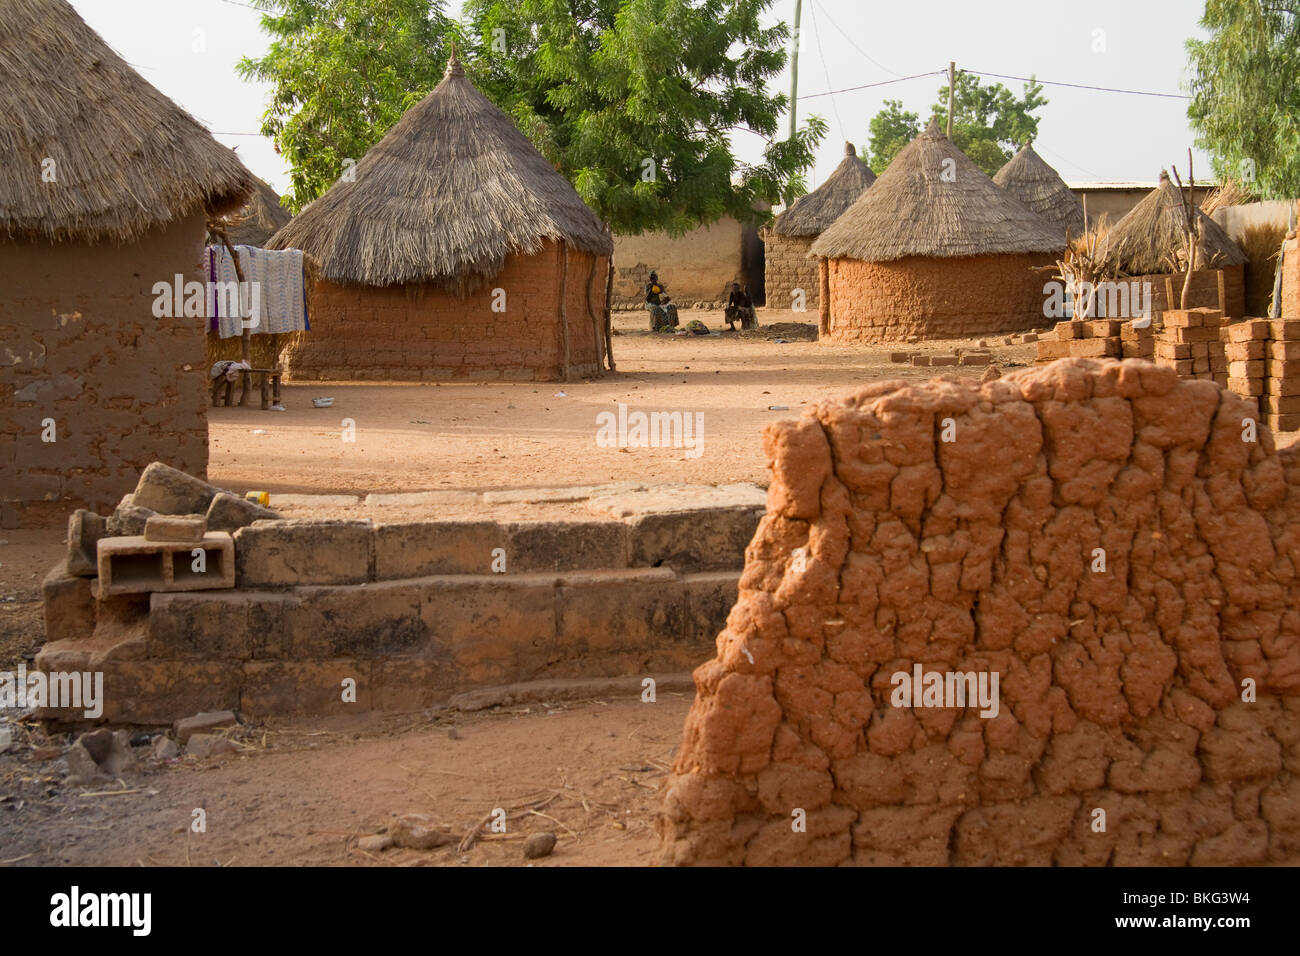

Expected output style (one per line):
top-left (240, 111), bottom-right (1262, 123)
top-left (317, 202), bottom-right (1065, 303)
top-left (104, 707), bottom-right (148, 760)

top-left (0, 0), bottom-right (254, 243)
top-left (207, 177), bottom-right (292, 248)
top-left (1102, 172), bottom-right (1246, 276)
top-left (1240, 221), bottom-right (1287, 317)
top-left (266, 53), bottom-right (611, 293)
top-left (772, 142), bottom-right (875, 237)
top-left (993, 141), bottom-right (1085, 239)
top-left (811, 118), bottom-right (1065, 263)
top-left (1200, 178), bottom-right (1255, 216)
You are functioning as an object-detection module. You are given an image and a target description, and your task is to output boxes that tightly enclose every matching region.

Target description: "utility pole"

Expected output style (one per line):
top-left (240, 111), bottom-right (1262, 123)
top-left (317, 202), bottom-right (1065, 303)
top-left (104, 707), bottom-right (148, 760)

top-left (789, 0), bottom-right (802, 139)
top-left (947, 61), bottom-right (955, 138)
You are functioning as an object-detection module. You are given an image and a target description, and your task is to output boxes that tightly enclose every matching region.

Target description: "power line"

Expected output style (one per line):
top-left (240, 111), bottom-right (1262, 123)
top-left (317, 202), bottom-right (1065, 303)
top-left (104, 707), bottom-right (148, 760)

top-left (962, 69), bottom-right (1191, 100)
top-left (811, 0), bottom-right (904, 78)
top-left (806, 0), bottom-right (843, 143)
top-left (799, 70), bottom-right (945, 100)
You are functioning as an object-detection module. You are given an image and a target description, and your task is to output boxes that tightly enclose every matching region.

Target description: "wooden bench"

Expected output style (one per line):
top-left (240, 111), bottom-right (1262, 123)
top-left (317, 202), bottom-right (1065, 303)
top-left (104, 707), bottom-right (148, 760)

top-left (211, 367), bottom-right (283, 409)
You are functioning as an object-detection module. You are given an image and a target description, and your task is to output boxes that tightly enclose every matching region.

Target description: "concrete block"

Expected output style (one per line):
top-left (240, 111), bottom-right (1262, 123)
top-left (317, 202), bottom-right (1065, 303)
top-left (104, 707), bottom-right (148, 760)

top-left (66, 509), bottom-right (105, 577)
top-left (97, 532), bottom-right (235, 597)
top-left (888, 352), bottom-right (910, 363)
top-left (281, 581), bottom-right (427, 658)
top-left (234, 519), bottom-right (372, 586)
top-left (1068, 338), bottom-right (1118, 358)
top-left (556, 569), bottom-right (685, 654)
top-left (1228, 361), bottom-right (1264, 379)
top-left (1162, 310), bottom-right (1201, 328)
top-left (148, 591), bottom-right (253, 659)
top-left (1227, 377), bottom-right (1264, 396)
top-left (95, 661), bottom-right (241, 724)
top-left (419, 575), bottom-right (558, 686)
top-left (206, 491), bottom-right (278, 533)
top-left (106, 494), bottom-right (155, 537)
top-left (626, 507), bottom-right (761, 572)
top-left (373, 520), bottom-right (500, 579)
top-left (1267, 377), bottom-right (1300, 396)
top-left (1053, 321), bottom-right (1082, 340)
top-left (505, 520), bottom-right (628, 572)
top-left (241, 660), bottom-right (372, 716)
top-left (683, 571), bottom-right (741, 645)
top-left (144, 514), bottom-right (206, 543)
top-left (131, 461), bottom-right (221, 515)
top-left (174, 710), bottom-right (237, 742)
top-left (42, 561), bottom-right (95, 645)
top-left (371, 660), bottom-right (460, 712)
top-left (1268, 359), bottom-right (1300, 378)
top-left (1084, 320), bottom-right (1120, 337)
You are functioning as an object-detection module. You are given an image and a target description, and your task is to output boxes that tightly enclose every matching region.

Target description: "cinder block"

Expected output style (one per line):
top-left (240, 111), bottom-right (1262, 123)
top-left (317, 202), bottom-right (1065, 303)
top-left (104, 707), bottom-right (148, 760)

top-left (66, 509), bottom-right (105, 577)
top-left (144, 514), bottom-right (206, 543)
top-left (98, 532), bottom-right (235, 597)
top-left (556, 569), bottom-right (685, 655)
top-left (241, 660), bottom-right (372, 717)
top-left (206, 491), bottom-right (278, 533)
top-left (1226, 341), bottom-right (1267, 362)
top-left (419, 575), bottom-right (558, 685)
top-left (280, 581), bottom-right (427, 658)
top-left (42, 561), bottom-right (95, 645)
top-left (148, 591), bottom-right (255, 659)
top-left (234, 519), bottom-right (372, 586)
top-left (505, 520), bottom-right (628, 572)
top-left (131, 461), bottom-right (221, 516)
top-left (1227, 377), bottom-right (1264, 396)
top-left (372, 520), bottom-right (501, 579)
top-left (627, 507), bottom-right (761, 572)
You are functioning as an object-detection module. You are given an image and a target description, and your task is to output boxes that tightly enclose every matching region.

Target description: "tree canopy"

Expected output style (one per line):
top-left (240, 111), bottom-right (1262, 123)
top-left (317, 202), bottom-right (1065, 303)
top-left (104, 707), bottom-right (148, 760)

top-left (1187, 0), bottom-right (1300, 200)
top-left (862, 73), bottom-right (1046, 177)
top-left (239, 0), bottom-right (826, 232)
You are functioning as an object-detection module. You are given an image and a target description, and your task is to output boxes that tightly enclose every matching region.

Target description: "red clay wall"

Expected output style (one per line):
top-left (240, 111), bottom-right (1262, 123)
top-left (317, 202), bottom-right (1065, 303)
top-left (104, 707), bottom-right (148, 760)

top-left (0, 214), bottom-right (210, 526)
top-left (763, 233), bottom-right (820, 312)
top-left (1283, 237), bottom-right (1300, 319)
top-left (284, 241), bottom-right (607, 382)
top-left (1132, 265), bottom-right (1246, 322)
top-left (825, 253), bottom-right (1058, 343)
top-left (659, 358), bottom-right (1300, 865)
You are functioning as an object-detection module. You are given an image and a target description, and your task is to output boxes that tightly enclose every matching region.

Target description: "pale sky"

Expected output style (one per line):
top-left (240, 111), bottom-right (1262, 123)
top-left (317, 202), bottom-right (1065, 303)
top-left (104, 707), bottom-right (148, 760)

top-left (70, 0), bottom-right (1213, 200)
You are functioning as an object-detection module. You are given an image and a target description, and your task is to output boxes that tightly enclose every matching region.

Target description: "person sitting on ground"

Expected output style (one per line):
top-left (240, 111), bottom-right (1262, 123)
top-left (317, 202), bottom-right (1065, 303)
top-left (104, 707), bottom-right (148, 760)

top-left (724, 281), bottom-right (757, 331)
top-left (645, 271), bottom-right (670, 331)
top-left (660, 293), bottom-right (680, 330)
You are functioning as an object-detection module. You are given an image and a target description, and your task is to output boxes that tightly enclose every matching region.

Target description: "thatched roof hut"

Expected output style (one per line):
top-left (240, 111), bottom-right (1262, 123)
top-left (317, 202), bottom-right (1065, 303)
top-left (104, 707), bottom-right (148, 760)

top-left (267, 54), bottom-right (613, 382)
top-left (218, 176), bottom-right (292, 248)
top-left (1103, 171), bottom-right (1248, 276)
top-left (992, 141), bottom-right (1085, 239)
top-left (1, 0), bottom-right (257, 520)
top-left (0, 0), bottom-right (253, 243)
top-left (772, 142), bottom-right (876, 238)
top-left (809, 119), bottom-right (1063, 343)
top-left (268, 53), bottom-right (611, 292)
top-left (764, 142), bottom-right (874, 310)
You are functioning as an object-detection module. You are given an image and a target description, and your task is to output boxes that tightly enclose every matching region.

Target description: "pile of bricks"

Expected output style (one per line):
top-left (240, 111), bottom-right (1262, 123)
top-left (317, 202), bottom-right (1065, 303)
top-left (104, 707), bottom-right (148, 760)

top-left (1035, 319), bottom-right (1153, 365)
top-left (1155, 308), bottom-right (1227, 387)
top-left (889, 349), bottom-right (992, 367)
top-left (1222, 316), bottom-right (1300, 433)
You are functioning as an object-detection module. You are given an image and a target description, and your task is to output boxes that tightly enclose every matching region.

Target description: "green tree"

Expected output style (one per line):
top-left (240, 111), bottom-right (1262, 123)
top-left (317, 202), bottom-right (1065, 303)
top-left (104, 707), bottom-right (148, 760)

top-left (1187, 0), bottom-right (1300, 200)
top-left (862, 73), bottom-right (1046, 177)
top-left (238, 0), bottom-right (458, 212)
top-left (464, 0), bottom-right (825, 234)
top-left (864, 99), bottom-right (919, 174)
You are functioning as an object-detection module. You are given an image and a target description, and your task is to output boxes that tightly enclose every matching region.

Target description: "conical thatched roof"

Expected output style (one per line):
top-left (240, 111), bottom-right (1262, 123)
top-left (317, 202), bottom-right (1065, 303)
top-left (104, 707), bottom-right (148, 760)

top-left (0, 0), bottom-right (254, 244)
top-left (992, 142), bottom-right (1085, 239)
top-left (1102, 171), bottom-right (1247, 275)
top-left (772, 142), bottom-right (875, 237)
top-left (219, 176), bottom-right (292, 248)
top-left (267, 54), bottom-right (612, 289)
top-left (811, 119), bottom-right (1064, 263)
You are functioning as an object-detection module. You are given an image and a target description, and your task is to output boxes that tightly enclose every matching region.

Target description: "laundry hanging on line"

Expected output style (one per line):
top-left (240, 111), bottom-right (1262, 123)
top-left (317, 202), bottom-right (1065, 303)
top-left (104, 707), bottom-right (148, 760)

top-left (207, 244), bottom-right (310, 338)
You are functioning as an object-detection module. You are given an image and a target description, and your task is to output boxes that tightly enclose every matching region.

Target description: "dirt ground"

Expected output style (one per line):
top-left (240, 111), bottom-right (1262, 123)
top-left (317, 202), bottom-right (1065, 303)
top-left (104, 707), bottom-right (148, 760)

top-left (206, 309), bottom-right (1038, 496)
top-left (0, 694), bottom-right (691, 867)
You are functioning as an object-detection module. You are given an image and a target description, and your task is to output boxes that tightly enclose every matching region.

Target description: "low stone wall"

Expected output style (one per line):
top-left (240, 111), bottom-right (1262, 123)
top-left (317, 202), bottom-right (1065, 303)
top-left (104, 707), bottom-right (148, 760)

top-left (40, 504), bottom-right (763, 724)
top-left (658, 358), bottom-right (1300, 866)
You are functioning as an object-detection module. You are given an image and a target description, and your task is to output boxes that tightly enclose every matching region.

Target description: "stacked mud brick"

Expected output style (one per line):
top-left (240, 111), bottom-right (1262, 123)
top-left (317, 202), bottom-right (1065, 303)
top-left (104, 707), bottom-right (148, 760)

top-left (1223, 316), bottom-right (1300, 433)
top-left (1155, 308), bottom-right (1227, 387)
top-left (1035, 319), bottom-right (1152, 365)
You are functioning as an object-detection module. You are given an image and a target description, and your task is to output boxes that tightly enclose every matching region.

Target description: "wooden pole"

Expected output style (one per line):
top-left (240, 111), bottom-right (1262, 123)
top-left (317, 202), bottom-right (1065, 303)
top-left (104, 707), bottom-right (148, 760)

top-left (788, 0), bottom-right (802, 140)
top-left (947, 62), bottom-right (956, 139)
top-left (558, 240), bottom-right (571, 382)
top-left (604, 258), bottom-right (616, 372)
top-left (818, 257), bottom-right (830, 337)
top-left (213, 226), bottom-right (254, 406)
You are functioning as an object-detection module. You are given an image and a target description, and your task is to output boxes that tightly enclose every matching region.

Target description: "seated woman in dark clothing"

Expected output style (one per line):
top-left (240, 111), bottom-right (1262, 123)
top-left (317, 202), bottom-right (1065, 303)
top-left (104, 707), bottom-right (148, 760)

top-left (724, 282), bottom-right (757, 330)
top-left (645, 271), bottom-right (674, 331)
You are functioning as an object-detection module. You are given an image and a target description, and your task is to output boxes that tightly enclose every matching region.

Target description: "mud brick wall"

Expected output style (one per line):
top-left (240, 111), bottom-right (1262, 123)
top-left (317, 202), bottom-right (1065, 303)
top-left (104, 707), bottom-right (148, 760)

top-left (763, 233), bottom-right (820, 312)
top-left (1153, 308), bottom-right (1228, 387)
top-left (0, 214), bottom-right (210, 526)
top-left (1223, 316), bottom-right (1300, 433)
top-left (1132, 267), bottom-right (1245, 324)
top-left (658, 358), bottom-right (1300, 866)
top-left (283, 241), bottom-right (607, 382)
top-left (1283, 237), bottom-right (1300, 319)
top-left (823, 253), bottom-right (1058, 343)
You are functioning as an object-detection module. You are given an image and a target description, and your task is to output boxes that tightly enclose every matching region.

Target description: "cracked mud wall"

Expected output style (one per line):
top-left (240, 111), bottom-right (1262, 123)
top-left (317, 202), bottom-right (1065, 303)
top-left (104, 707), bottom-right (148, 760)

top-left (658, 357), bottom-right (1300, 865)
